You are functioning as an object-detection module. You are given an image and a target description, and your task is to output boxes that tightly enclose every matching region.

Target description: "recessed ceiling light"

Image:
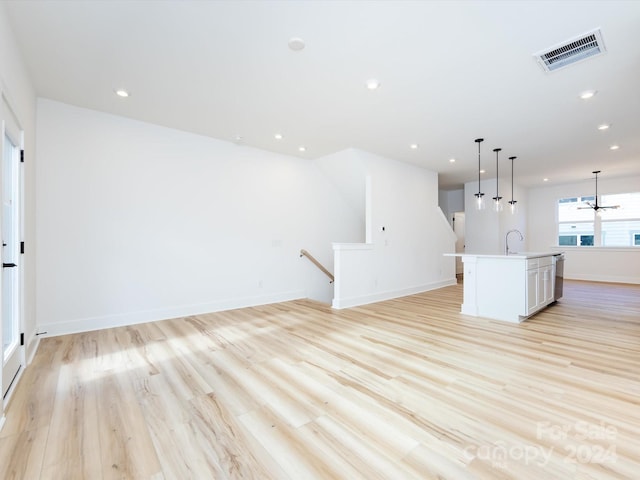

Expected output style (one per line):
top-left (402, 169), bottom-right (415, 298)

top-left (449, 158), bottom-right (456, 163)
top-left (543, 178), bottom-right (549, 182)
top-left (274, 133), bottom-right (283, 140)
top-left (115, 89), bottom-right (129, 98)
top-left (480, 169), bottom-right (486, 174)
top-left (579, 90), bottom-right (597, 100)
top-left (366, 79), bottom-right (380, 90)
top-left (597, 124), bottom-right (610, 130)
top-left (609, 144), bottom-right (620, 150)
top-left (288, 37), bottom-right (305, 51)
top-left (298, 146), bottom-right (306, 152)
top-left (410, 144), bottom-right (419, 150)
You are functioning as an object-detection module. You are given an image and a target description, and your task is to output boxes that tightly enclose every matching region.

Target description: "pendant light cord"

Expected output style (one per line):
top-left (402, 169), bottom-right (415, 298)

top-left (511, 158), bottom-right (514, 200)
top-left (493, 148), bottom-right (502, 201)
top-left (508, 156), bottom-right (517, 208)
top-left (475, 138), bottom-right (484, 198)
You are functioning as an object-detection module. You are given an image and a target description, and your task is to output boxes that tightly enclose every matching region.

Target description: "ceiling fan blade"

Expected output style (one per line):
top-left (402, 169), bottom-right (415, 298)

top-left (576, 201), bottom-right (622, 211)
top-left (577, 171), bottom-right (621, 212)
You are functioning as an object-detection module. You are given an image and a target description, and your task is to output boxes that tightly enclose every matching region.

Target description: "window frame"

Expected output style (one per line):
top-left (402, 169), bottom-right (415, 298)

top-left (557, 192), bottom-right (640, 247)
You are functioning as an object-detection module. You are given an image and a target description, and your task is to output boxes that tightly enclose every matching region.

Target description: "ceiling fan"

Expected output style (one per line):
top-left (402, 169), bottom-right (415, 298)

top-left (578, 170), bottom-right (620, 211)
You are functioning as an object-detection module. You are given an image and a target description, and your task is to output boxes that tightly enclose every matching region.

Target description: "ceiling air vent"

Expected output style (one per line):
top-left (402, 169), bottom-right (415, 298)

top-left (534, 28), bottom-right (606, 73)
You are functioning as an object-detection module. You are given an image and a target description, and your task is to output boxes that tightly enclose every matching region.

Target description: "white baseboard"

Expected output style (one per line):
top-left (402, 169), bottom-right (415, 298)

top-left (26, 334), bottom-right (40, 365)
top-left (2, 365), bottom-right (24, 409)
top-left (37, 290), bottom-right (306, 338)
top-left (1, 336), bottom-right (40, 421)
top-left (332, 278), bottom-right (457, 309)
top-left (565, 274), bottom-right (640, 285)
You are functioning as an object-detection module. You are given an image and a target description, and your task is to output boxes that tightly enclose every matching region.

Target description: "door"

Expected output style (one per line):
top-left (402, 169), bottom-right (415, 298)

top-left (2, 129), bottom-right (22, 401)
top-left (526, 268), bottom-right (539, 315)
top-left (541, 265), bottom-right (554, 305)
top-left (453, 212), bottom-right (465, 275)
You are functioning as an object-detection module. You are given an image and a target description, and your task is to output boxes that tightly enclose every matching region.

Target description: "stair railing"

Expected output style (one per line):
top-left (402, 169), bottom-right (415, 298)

top-left (300, 249), bottom-right (334, 283)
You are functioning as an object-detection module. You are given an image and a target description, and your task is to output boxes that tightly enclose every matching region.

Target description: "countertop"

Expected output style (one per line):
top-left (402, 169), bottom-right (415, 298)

top-left (444, 252), bottom-right (561, 259)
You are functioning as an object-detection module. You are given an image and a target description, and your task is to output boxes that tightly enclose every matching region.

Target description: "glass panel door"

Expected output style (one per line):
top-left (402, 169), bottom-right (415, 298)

top-left (2, 132), bottom-right (21, 400)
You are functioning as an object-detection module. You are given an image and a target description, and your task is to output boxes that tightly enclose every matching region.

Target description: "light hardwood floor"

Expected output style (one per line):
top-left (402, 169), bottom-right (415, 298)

top-left (1, 280), bottom-right (638, 479)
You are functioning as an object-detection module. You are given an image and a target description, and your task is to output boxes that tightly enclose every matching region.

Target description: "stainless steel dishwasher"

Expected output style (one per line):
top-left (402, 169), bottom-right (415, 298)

top-left (554, 254), bottom-right (564, 300)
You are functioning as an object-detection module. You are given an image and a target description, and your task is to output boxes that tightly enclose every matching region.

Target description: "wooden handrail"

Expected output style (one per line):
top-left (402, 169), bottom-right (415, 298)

top-left (300, 249), bottom-right (334, 283)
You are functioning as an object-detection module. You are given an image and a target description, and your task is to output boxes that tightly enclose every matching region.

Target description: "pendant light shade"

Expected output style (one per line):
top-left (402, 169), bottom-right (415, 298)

top-left (492, 148), bottom-right (503, 212)
top-left (508, 156), bottom-right (518, 214)
top-left (474, 138), bottom-right (485, 210)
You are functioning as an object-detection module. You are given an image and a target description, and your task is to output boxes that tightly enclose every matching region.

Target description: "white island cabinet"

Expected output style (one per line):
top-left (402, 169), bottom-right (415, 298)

top-left (526, 256), bottom-right (555, 316)
top-left (445, 253), bottom-right (560, 323)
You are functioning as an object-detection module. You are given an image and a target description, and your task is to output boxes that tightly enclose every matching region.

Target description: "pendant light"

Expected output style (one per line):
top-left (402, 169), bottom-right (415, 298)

top-left (492, 148), bottom-right (503, 212)
top-left (508, 156), bottom-right (518, 214)
top-left (474, 138), bottom-right (485, 210)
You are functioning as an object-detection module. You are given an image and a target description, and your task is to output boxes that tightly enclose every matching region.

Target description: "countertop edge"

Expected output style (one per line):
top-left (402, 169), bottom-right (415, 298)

top-left (444, 252), bottom-right (562, 260)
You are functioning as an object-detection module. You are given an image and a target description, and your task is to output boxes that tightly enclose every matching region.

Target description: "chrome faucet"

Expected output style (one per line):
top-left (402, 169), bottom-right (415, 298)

top-left (506, 229), bottom-right (523, 255)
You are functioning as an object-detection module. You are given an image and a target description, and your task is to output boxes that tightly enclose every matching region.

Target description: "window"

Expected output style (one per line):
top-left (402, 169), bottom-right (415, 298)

top-left (558, 223), bottom-right (594, 246)
top-left (559, 235), bottom-right (576, 246)
top-left (557, 192), bottom-right (640, 247)
top-left (558, 197), bottom-right (593, 246)
top-left (599, 193), bottom-right (640, 247)
top-left (602, 221), bottom-right (640, 246)
top-left (558, 235), bottom-right (594, 246)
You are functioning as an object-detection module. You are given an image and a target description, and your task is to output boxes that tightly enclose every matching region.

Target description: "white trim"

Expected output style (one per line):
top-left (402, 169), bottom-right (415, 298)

top-left (1, 86), bottom-right (23, 140)
top-left (1, 85), bottom-right (26, 408)
top-left (26, 334), bottom-right (40, 365)
top-left (551, 246), bottom-right (639, 252)
top-left (332, 279), bottom-right (456, 309)
top-left (0, 336), bottom-right (39, 418)
top-left (2, 364), bottom-right (24, 409)
top-left (37, 290), bottom-right (306, 337)
top-left (565, 273), bottom-right (640, 285)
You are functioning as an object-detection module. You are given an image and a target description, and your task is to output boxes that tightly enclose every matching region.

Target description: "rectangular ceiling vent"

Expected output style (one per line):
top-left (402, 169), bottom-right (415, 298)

top-left (534, 28), bottom-right (606, 73)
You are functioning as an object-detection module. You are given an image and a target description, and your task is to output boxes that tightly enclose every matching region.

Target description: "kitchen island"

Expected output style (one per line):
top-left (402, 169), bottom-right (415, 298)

top-left (445, 252), bottom-right (562, 323)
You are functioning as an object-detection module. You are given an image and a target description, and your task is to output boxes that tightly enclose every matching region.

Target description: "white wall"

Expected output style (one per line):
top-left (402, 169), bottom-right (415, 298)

top-left (314, 149), bottom-right (366, 237)
top-left (326, 149), bottom-right (456, 309)
top-left (438, 188), bottom-right (464, 226)
top-left (36, 99), bottom-right (363, 335)
top-left (528, 175), bottom-right (640, 284)
top-left (464, 177), bottom-right (527, 254)
top-left (0, 4), bottom-right (37, 363)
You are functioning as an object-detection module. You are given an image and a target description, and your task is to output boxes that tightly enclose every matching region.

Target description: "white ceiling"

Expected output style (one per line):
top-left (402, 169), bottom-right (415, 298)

top-left (4, 0), bottom-right (640, 189)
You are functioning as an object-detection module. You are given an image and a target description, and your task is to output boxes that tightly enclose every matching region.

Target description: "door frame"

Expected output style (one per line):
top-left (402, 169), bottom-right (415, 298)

top-left (1, 88), bottom-right (25, 411)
